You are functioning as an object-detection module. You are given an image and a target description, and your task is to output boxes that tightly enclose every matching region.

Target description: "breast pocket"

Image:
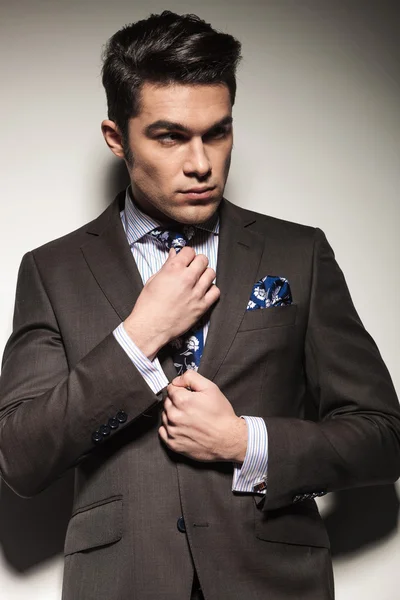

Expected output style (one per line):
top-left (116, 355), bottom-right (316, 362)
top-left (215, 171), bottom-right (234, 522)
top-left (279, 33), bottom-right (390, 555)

top-left (64, 495), bottom-right (123, 556)
top-left (238, 304), bottom-right (298, 332)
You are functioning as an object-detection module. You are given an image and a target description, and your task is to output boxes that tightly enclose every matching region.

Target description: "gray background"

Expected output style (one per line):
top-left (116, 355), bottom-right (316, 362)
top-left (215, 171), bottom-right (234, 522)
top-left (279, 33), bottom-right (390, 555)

top-left (0, 0), bottom-right (399, 597)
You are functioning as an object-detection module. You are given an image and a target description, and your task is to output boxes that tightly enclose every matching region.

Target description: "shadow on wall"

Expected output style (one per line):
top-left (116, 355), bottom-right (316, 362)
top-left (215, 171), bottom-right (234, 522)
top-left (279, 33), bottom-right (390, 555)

top-left (0, 472), bottom-right (74, 572)
top-left (102, 158), bottom-right (131, 209)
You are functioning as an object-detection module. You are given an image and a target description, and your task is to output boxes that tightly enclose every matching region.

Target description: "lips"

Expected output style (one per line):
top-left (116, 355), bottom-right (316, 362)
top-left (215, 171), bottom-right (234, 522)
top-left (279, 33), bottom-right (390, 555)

top-left (181, 186), bottom-right (215, 194)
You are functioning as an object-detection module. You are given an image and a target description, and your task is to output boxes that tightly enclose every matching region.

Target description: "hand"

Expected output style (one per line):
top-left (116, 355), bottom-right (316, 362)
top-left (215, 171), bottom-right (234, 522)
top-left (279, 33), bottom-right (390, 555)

top-left (124, 247), bottom-right (220, 359)
top-left (158, 370), bottom-right (248, 463)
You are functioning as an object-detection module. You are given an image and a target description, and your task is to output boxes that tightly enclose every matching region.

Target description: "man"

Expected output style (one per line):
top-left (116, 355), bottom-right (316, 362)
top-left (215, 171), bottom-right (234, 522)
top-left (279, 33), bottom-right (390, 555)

top-left (0, 10), bottom-right (399, 600)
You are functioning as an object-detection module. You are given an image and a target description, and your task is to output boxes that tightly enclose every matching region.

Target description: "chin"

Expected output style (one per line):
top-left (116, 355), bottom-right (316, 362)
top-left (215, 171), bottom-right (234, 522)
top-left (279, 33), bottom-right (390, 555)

top-left (177, 199), bottom-right (221, 225)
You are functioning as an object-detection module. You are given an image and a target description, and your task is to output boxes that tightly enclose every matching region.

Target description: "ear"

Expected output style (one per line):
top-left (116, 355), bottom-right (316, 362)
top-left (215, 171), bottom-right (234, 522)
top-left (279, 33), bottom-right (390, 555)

top-left (101, 120), bottom-right (125, 159)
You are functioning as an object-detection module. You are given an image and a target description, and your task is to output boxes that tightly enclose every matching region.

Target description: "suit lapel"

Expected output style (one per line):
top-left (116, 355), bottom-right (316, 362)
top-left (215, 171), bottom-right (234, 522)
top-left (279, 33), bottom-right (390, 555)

top-left (198, 199), bottom-right (265, 382)
top-left (81, 203), bottom-right (142, 323)
top-left (80, 192), bottom-right (177, 382)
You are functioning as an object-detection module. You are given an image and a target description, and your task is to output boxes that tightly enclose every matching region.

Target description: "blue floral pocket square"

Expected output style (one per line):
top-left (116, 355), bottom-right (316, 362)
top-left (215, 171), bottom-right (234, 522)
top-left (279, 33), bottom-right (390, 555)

top-left (247, 276), bottom-right (292, 310)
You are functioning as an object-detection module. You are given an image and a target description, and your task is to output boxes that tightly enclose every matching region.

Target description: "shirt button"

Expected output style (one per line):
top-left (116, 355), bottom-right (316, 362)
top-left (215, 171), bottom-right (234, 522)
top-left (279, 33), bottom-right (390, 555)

top-left (177, 517), bottom-right (186, 533)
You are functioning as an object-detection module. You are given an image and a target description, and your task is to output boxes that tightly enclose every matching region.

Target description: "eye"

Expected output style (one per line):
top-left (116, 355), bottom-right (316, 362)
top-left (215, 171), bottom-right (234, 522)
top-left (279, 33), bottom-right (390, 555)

top-left (157, 133), bottom-right (185, 144)
top-left (204, 127), bottom-right (231, 141)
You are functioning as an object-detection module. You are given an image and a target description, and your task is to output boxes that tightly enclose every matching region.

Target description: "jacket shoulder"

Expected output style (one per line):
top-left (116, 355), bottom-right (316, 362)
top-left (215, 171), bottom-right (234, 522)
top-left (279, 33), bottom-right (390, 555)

top-left (225, 199), bottom-right (318, 241)
top-left (30, 194), bottom-right (122, 263)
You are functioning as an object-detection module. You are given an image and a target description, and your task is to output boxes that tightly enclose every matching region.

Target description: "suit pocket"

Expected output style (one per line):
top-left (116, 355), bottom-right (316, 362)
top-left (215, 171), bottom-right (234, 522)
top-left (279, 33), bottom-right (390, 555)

top-left (238, 304), bottom-right (297, 332)
top-left (64, 495), bottom-right (123, 556)
top-left (254, 498), bottom-right (330, 549)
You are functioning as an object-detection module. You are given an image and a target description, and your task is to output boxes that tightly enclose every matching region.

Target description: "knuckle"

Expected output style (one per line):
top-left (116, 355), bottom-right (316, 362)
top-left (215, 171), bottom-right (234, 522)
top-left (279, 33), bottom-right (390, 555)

top-left (170, 410), bottom-right (181, 425)
top-left (175, 394), bottom-right (186, 409)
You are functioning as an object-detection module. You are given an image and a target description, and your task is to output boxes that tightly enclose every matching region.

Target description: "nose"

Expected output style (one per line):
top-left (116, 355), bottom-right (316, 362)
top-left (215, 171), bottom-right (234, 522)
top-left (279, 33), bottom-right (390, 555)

top-left (183, 138), bottom-right (212, 179)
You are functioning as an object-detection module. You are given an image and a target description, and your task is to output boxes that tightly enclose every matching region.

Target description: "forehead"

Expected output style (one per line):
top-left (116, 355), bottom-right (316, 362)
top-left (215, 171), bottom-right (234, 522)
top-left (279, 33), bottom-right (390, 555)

top-left (136, 82), bottom-right (232, 131)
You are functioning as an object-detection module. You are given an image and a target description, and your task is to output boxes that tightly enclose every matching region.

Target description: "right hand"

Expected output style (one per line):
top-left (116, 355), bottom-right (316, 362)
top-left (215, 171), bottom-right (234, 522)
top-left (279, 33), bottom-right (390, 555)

top-left (123, 246), bottom-right (220, 359)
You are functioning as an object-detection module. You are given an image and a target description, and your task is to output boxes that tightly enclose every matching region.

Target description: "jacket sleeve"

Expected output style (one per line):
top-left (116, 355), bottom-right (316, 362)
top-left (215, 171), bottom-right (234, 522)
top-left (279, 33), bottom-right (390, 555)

top-left (0, 252), bottom-right (163, 498)
top-left (263, 227), bottom-right (400, 511)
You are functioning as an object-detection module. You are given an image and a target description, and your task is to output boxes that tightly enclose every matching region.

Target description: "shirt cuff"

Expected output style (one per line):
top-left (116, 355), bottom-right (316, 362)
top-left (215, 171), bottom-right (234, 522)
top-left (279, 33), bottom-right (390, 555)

top-left (113, 322), bottom-right (169, 395)
top-left (232, 416), bottom-right (268, 494)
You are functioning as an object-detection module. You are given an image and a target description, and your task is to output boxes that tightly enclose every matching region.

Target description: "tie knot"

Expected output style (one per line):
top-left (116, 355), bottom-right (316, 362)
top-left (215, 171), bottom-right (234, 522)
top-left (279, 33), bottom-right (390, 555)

top-left (149, 225), bottom-right (195, 253)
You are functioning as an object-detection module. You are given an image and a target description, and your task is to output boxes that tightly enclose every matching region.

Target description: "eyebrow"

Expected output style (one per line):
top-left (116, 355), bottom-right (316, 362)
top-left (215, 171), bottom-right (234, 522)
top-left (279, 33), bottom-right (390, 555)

top-left (144, 116), bottom-right (233, 137)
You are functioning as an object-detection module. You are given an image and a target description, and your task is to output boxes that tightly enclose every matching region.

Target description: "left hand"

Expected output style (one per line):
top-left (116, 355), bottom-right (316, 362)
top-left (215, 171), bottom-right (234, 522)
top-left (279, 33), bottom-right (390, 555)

top-left (158, 370), bottom-right (248, 463)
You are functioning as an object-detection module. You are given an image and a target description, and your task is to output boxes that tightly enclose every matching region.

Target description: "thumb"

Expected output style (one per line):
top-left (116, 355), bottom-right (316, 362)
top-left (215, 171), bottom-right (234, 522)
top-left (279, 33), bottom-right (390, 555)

top-left (172, 370), bottom-right (210, 392)
top-left (168, 247), bottom-right (176, 259)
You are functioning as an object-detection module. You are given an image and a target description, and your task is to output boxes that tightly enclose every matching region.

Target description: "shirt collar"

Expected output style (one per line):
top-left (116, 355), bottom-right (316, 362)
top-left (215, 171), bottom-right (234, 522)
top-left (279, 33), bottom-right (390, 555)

top-left (122, 187), bottom-right (220, 246)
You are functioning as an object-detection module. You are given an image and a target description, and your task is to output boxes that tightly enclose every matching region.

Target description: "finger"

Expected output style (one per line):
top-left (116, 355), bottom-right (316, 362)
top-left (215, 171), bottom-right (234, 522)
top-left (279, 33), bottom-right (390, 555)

top-left (161, 412), bottom-right (175, 428)
top-left (158, 425), bottom-right (170, 444)
top-left (163, 396), bottom-right (174, 411)
top-left (167, 247), bottom-right (210, 286)
top-left (172, 245), bottom-right (196, 266)
top-left (162, 403), bottom-right (177, 425)
top-left (166, 386), bottom-right (190, 410)
top-left (161, 410), bottom-right (170, 428)
top-left (168, 378), bottom-right (193, 395)
top-left (181, 250), bottom-right (209, 278)
top-left (169, 377), bottom-right (188, 390)
top-left (204, 282), bottom-right (221, 307)
top-left (172, 371), bottom-right (211, 392)
top-left (160, 411), bottom-right (176, 436)
top-left (187, 252), bottom-right (210, 276)
top-left (195, 267), bottom-right (217, 296)
top-left (166, 384), bottom-right (180, 401)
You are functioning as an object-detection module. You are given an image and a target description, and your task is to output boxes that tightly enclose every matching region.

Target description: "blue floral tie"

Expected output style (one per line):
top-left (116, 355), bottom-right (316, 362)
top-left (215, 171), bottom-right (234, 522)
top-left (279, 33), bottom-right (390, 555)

top-left (148, 226), bottom-right (205, 374)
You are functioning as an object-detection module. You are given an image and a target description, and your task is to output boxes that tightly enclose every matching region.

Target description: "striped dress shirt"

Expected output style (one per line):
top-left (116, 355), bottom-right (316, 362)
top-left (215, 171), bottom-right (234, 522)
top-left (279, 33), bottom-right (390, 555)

top-left (113, 189), bottom-right (268, 494)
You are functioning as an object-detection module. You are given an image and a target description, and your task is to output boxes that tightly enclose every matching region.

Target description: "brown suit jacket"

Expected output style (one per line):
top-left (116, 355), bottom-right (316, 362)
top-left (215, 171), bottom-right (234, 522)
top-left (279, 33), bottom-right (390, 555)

top-left (1, 193), bottom-right (399, 600)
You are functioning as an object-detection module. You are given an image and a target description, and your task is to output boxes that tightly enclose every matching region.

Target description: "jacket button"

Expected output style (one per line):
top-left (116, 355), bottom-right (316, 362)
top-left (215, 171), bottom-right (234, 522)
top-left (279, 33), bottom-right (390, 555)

top-left (92, 431), bottom-right (103, 444)
top-left (108, 417), bottom-right (119, 429)
top-left (116, 410), bottom-right (128, 423)
top-left (99, 424), bottom-right (111, 437)
top-left (177, 517), bottom-right (186, 533)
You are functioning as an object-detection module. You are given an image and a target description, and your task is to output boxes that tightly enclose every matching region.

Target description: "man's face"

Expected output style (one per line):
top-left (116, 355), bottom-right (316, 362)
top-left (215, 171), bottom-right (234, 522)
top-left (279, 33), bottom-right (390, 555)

top-left (125, 82), bottom-right (233, 225)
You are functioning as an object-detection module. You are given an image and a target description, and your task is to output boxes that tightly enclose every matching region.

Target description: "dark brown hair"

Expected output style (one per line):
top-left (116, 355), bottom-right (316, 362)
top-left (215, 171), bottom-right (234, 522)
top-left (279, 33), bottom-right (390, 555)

top-left (102, 10), bottom-right (242, 162)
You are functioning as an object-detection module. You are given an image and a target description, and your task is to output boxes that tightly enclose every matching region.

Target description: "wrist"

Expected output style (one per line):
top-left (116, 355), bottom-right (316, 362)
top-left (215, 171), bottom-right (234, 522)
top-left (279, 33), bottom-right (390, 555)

top-left (123, 316), bottom-right (166, 361)
top-left (226, 417), bottom-right (248, 464)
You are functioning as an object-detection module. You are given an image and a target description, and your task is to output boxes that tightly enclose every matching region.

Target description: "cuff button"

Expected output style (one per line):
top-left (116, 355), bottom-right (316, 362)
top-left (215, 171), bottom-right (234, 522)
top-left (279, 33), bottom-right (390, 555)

top-left (99, 424), bottom-right (111, 437)
top-left (92, 431), bottom-right (103, 444)
top-left (116, 410), bottom-right (128, 423)
top-left (108, 417), bottom-right (119, 429)
top-left (253, 481), bottom-right (267, 493)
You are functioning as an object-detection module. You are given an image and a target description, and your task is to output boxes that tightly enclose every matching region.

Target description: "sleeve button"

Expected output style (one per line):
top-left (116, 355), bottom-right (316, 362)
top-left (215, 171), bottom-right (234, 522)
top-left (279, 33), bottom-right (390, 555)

top-left (92, 431), bottom-right (103, 444)
top-left (116, 410), bottom-right (128, 423)
top-left (108, 417), bottom-right (119, 429)
top-left (99, 424), bottom-right (111, 437)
